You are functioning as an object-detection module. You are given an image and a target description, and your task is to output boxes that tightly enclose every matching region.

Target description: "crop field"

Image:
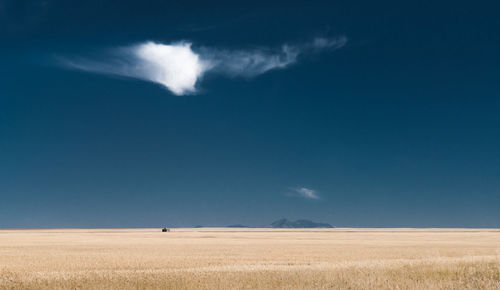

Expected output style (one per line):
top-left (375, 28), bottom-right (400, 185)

top-left (1, 228), bottom-right (500, 289)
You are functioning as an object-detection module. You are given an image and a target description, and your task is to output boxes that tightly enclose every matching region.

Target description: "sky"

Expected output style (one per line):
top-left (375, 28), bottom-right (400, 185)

top-left (1, 0), bottom-right (499, 228)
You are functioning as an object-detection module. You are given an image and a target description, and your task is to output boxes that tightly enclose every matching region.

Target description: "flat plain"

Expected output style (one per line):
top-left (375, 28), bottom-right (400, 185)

top-left (1, 228), bottom-right (500, 289)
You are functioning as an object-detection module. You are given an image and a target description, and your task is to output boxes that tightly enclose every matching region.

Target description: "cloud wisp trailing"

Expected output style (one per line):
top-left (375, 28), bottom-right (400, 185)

top-left (58, 37), bottom-right (346, 95)
top-left (289, 187), bottom-right (320, 200)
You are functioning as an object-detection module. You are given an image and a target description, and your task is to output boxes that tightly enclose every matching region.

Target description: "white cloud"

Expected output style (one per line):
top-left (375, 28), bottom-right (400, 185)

top-left (58, 41), bottom-right (210, 95)
top-left (134, 42), bottom-right (209, 95)
top-left (290, 187), bottom-right (320, 199)
top-left (58, 37), bottom-right (346, 95)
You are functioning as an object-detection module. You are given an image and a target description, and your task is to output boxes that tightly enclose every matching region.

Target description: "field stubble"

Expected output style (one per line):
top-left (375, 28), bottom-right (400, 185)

top-left (1, 228), bottom-right (500, 289)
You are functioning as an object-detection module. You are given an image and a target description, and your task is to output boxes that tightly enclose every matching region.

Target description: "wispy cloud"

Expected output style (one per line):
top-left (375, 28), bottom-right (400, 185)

top-left (199, 44), bottom-right (300, 78)
top-left (57, 36), bottom-right (346, 95)
top-left (289, 187), bottom-right (320, 200)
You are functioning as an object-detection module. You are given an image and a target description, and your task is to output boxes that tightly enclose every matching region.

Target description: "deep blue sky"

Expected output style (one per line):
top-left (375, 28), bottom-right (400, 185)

top-left (1, 0), bottom-right (499, 227)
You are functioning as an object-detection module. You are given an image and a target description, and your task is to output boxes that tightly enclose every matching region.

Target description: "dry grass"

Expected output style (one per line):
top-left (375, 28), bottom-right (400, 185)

top-left (1, 228), bottom-right (500, 289)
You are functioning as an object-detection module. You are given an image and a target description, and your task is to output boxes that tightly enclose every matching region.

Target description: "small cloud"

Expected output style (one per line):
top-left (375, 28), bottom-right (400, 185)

top-left (312, 36), bottom-right (347, 49)
top-left (57, 36), bottom-right (346, 95)
top-left (57, 41), bottom-right (209, 95)
top-left (289, 187), bottom-right (320, 200)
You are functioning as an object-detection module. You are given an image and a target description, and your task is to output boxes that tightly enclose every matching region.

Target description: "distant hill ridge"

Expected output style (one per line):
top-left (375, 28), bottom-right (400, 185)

top-left (216, 219), bottom-right (334, 229)
top-left (270, 218), bottom-right (333, 228)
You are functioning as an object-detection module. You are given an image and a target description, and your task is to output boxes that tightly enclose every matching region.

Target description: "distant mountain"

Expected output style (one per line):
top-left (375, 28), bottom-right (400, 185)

top-left (270, 218), bottom-right (333, 228)
top-left (226, 224), bottom-right (249, 228)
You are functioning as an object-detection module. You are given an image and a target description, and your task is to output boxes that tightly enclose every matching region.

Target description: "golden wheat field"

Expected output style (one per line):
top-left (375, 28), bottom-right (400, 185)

top-left (1, 228), bottom-right (500, 289)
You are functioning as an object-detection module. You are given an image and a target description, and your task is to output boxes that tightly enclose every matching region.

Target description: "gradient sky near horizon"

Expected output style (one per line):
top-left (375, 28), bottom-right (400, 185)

top-left (1, 0), bottom-right (500, 228)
